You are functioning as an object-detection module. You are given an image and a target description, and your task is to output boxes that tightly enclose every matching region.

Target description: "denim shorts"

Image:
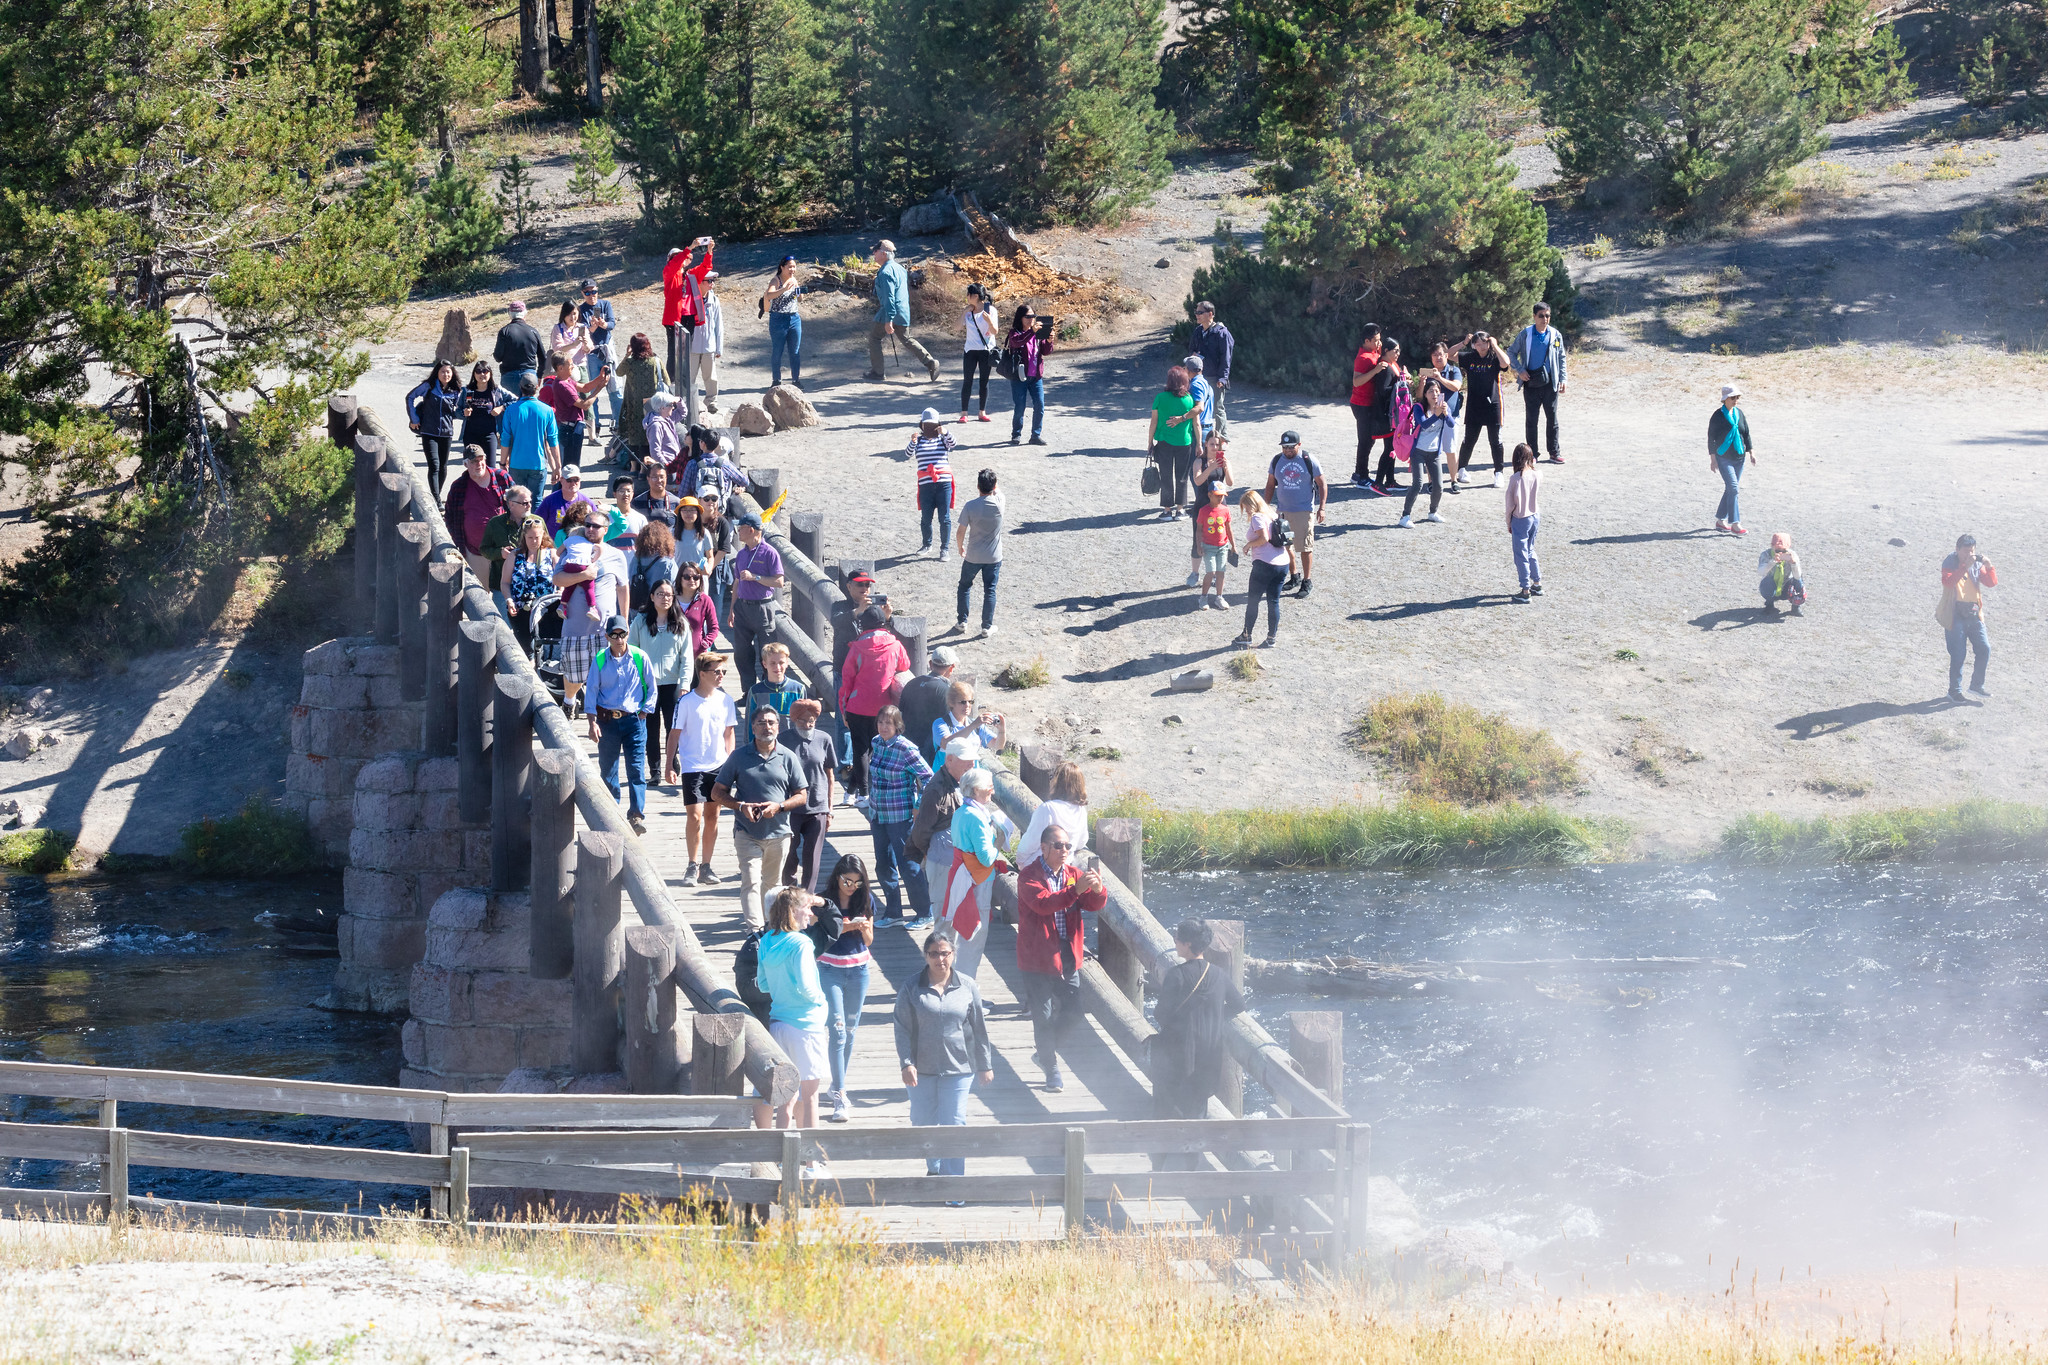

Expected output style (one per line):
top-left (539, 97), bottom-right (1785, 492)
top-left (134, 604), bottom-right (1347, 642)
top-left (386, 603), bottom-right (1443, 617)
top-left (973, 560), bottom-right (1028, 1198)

top-left (1200, 545), bottom-right (1228, 574)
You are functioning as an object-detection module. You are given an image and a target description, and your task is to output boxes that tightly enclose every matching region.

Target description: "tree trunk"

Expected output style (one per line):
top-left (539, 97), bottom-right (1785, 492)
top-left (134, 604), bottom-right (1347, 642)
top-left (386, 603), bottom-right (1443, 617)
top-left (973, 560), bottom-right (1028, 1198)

top-left (546, 0), bottom-right (563, 70)
top-left (437, 111), bottom-right (454, 169)
top-left (586, 0), bottom-right (603, 110)
top-left (519, 0), bottom-right (548, 94)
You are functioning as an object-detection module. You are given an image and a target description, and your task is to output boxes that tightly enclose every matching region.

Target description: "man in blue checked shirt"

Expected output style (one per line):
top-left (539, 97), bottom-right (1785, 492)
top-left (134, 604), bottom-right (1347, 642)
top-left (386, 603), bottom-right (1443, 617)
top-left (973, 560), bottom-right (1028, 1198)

top-left (584, 614), bottom-right (659, 834)
top-left (865, 703), bottom-right (933, 926)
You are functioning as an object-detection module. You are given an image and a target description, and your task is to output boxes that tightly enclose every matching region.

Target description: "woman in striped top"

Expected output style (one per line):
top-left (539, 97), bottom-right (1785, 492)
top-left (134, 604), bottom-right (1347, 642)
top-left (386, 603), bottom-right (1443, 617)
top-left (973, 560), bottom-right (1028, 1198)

top-left (811, 853), bottom-right (880, 1123)
top-left (908, 405), bottom-right (957, 559)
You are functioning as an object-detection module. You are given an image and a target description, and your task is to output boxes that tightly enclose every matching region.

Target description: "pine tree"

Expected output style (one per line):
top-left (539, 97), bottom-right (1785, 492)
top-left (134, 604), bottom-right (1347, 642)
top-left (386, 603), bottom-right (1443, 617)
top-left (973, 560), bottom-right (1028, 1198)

top-left (1795, 0), bottom-right (1915, 123)
top-left (348, 0), bottom-right (512, 161)
top-left (422, 158), bottom-right (506, 279)
top-left (497, 152), bottom-right (542, 237)
top-left (1537, 0), bottom-right (1826, 215)
top-left (567, 119), bottom-right (623, 205)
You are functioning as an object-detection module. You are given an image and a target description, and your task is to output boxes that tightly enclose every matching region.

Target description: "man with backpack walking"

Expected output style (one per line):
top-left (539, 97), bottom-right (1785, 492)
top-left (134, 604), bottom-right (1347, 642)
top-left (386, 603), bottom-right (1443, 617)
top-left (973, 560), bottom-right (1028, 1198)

top-left (866, 240), bottom-right (940, 383)
top-left (1507, 302), bottom-right (1567, 464)
top-left (584, 614), bottom-right (660, 835)
top-left (1262, 431), bottom-right (1327, 598)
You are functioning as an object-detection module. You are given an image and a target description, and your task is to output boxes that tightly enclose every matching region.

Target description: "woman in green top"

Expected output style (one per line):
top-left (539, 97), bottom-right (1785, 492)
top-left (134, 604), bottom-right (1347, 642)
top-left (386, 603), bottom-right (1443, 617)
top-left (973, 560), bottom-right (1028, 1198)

top-left (617, 332), bottom-right (669, 471)
top-left (1148, 365), bottom-right (1205, 520)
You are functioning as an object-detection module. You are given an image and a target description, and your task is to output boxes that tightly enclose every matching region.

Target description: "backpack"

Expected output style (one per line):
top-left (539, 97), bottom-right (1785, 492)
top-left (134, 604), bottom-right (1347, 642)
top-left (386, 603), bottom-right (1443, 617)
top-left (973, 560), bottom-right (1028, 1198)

top-left (1266, 511), bottom-right (1292, 552)
top-left (628, 555), bottom-right (672, 614)
top-left (997, 334), bottom-right (1028, 382)
top-left (1389, 379), bottom-right (1419, 464)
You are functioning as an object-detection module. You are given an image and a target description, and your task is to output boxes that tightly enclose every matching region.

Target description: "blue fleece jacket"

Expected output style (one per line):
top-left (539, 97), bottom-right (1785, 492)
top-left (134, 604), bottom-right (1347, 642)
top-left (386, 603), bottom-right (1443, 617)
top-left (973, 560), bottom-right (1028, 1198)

top-left (755, 929), bottom-right (826, 1028)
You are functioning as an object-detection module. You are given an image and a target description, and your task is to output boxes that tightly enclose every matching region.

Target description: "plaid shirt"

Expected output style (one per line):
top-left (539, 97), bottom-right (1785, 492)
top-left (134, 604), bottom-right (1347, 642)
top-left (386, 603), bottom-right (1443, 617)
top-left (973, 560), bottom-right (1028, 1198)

top-left (867, 734), bottom-right (932, 825)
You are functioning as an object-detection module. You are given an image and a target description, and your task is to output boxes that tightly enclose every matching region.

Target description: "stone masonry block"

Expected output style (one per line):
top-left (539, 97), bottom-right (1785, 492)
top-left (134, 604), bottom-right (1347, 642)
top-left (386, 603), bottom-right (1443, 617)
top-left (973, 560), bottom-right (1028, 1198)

top-left (352, 791), bottom-right (423, 832)
top-left (424, 1022), bottom-right (521, 1077)
top-left (408, 963), bottom-right (471, 1025)
top-left (347, 645), bottom-right (402, 678)
top-left (366, 676), bottom-right (408, 708)
top-left (418, 757), bottom-right (461, 792)
top-left (299, 674), bottom-right (370, 710)
top-left (419, 791), bottom-right (465, 831)
top-left (425, 925), bottom-right (530, 972)
top-left (427, 886), bottom-right (493, 934)
top-left (342, 866), bottom-right (418, 921)
top-left (343, 913), bottom-right (428, 971)
top-left (303, 639), bottom-right (365, 677)
top-left (462, 830), bottom-right (493, 872)
top-left (516, 1027), bottom-right (572, 1071)
top-left (401, 1017), bottom-right (426, 1067)
top-left (467, 972), bottom-right (573, 1027)
top-left (290, 707), bottom-right (312, 753)
top-left (307, 709), bottom-right (374, 759)
top-left (350, 828), bottom-right (465, 875)
top-left (287, 753), bottom-right (359, 799)
top-left (355, 753), bottom-right (422, 795)
top-left (366, 708), bottom-right (424, 753)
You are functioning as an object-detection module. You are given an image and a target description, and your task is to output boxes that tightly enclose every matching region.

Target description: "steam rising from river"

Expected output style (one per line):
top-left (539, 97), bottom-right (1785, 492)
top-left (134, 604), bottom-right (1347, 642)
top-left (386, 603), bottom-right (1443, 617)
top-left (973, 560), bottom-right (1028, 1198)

top-left (1148, 861), bottom-right (2048, 1286)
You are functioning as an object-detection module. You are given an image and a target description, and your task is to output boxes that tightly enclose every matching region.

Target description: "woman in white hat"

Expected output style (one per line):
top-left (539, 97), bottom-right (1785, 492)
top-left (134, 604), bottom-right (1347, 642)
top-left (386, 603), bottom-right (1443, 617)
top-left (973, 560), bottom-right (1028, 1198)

top-left (907, 405), bottom-right (957, 558)
top-left (1707, 383), bottom-right (1756, 536)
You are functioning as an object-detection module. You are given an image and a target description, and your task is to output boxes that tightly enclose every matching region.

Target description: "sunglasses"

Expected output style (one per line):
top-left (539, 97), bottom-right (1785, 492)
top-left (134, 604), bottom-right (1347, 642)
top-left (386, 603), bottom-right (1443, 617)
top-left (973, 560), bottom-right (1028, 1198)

top-left (584, 522), bottom-right (606, 532)
top-left (924, 948), bottom-right (953, 959)
top-left (1049, 841), bottom-right (1073, 851)
top-left (607, 630), bottom-right (628, 638)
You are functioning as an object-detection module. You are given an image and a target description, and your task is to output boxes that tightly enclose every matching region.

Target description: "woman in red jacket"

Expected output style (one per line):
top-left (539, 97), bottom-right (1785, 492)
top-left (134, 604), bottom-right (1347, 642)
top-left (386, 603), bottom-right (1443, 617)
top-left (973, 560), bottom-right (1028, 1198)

top-left (1016, 821), bottom-right (1108, 1092)
top-left (835, 604), bottom-right (912, 799)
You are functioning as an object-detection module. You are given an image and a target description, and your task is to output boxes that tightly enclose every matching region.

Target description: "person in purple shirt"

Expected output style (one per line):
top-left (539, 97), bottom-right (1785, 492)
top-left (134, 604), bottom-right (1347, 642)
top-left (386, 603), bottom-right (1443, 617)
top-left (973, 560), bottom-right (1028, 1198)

top-left (727, 515), bottom-right (787, 695)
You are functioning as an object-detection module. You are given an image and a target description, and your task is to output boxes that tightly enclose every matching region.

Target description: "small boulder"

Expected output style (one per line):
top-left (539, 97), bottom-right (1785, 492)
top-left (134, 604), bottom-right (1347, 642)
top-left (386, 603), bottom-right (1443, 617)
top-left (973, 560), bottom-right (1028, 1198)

top-left (900, 193), bottom-right (960, 237)
top-left (1154, 257), bottom-right (1171, 268)
top-left (763, 384), bottom-right (822, 432)
top-left (4, 728), bottom-right (41, 760)
top-left (731, 402), bottom-right (774, 437)
top-left (24, 687), bottom-right (54, 714)
top-left (0, 798), bottom-right (41, 829)
top-left (1169, 669), bottom-right (1214, 692)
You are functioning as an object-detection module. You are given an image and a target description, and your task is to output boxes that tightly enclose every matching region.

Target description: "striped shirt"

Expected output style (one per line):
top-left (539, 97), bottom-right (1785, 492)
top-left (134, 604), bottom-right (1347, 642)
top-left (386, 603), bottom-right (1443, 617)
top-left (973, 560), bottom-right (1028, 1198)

top-left (867, 734), bottom-right (932, 825)
top-left (908, 432), bottom-right (955, 486)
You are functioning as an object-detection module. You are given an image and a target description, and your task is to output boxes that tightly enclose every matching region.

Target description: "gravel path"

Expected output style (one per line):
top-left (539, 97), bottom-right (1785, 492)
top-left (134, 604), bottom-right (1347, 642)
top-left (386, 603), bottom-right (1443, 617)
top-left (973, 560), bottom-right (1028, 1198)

top-left (349, 120), bottom-right (2048, 858)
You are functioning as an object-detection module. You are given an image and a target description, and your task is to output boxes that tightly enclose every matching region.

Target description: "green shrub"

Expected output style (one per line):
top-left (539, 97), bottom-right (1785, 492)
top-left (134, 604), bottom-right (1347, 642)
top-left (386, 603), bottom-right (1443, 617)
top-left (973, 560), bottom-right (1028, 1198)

top-left (1097, 791), bottom-right (1628, 870)
top-left (1722, 799), bottom-right (2048, 864)
top-left (176, 798), bottom-right (319, 879)
top-left (421, 157), bottom-right (506, 283)
top-left (0, 829), bottom-right (74, 874)
top-left (994, 656), bottom-right (1051, 690)
top-left (1355, 693), bottom-right (1583, 805)
top-left (1795, 0), bottom-right (1916, 122)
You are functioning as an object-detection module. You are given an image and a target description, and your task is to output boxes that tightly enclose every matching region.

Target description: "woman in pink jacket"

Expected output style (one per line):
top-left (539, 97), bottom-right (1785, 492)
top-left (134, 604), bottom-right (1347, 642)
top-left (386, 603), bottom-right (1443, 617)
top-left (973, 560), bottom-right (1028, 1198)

top-left (836, 603), bottom-right (912, 799)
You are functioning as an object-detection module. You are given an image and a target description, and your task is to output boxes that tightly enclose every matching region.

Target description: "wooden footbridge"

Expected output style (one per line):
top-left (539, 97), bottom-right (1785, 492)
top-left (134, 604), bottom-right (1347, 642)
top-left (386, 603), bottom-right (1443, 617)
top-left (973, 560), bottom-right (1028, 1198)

top-left (0, 394), bottom-right (1368, 1263)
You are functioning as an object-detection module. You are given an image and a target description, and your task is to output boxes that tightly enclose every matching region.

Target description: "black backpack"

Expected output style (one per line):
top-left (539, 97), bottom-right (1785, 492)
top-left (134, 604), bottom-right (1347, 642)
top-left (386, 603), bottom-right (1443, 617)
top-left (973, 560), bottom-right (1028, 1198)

top-left (1267, 511), bottom-right (1292, 551)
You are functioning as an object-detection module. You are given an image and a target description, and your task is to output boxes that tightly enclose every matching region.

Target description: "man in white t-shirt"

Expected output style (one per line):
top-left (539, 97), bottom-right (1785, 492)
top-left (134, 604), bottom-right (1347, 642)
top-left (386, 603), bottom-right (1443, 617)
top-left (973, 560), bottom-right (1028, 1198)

top-left (554, 510), bottom-right (631, 721)
top-left (671, 649), bottom-right (738, 885)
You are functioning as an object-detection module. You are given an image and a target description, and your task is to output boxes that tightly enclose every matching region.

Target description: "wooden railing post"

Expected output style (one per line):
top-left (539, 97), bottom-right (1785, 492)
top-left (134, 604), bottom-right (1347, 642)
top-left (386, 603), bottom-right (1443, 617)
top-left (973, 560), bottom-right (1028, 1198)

top-left (424, 561), bottom-right (463, 755)
top-left (690, 1014), bottom-right (748, 1096)
top-left (1092, 817), bottom-right (1146, 1008)
top-left (491, 674), bottom-right (535, 893)
top-left (1018, 743), bottom-right (1059, 801)
top-left (1207, 920), bottom-right (1247, 1117)
top-left (745, 468), bottom-right (784, 532)
top-left (572, 830), bottom-right (626, 1075)
top-left (624, 925), bottom-right (683, 1093)
top-left (398, 522), bottom-right (434, 701)
top-left (1288, 1011), bottom-right (1344, 1110)
top-left (779, 1128), bottom-right (801, 1224)
top-left (375, 472), bottom-right (409, 644)
top-left (449, 1146), bottom-right (471, 1227)
top-left (787, 510), bottom-right (826, 644)
top-left (429, 1120), bottom-right (451, 1220)
top-left (457, 620), bottom-right (498, 825)
top-left (104, 1127), bottom-right (129, 1235)
top-left (352, 432), bottom-right (382, 622)
top-left (1063, 1127), bottom-right (1086, 1236)
top-left (528, 748), bottom-right (577, 979)
top-left (891, 614), bottom-right (928, 679)
top-left (1334, 1123), bottom-right (1370, 1273)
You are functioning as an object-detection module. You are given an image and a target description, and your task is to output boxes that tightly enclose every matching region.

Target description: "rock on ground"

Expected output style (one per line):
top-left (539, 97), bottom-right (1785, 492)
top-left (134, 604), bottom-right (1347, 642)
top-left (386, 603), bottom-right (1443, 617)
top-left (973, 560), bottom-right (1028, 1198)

top-left (763, 385), bottom-right (821, 431)
top-left (900, 194), bottom-right (960, 237)
top-left (732, 401), bottom-right (774, 437)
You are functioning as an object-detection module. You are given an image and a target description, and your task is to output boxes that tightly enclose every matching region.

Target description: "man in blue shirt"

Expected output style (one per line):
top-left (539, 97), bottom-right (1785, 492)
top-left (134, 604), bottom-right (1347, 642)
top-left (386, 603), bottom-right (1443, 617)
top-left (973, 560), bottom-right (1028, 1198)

top-left (863, 239), bottom-right (940, 383)
top-left (577, 279), bottom-right (621, 432)
top-left (496, 375), bottom-right (561, 503)
top-left (1184, 353), bottom-right (1216, 432)
top-left (1507, 302), bottom-right (1568, 464)
top-left (583, 614), bottom-right (658, 833)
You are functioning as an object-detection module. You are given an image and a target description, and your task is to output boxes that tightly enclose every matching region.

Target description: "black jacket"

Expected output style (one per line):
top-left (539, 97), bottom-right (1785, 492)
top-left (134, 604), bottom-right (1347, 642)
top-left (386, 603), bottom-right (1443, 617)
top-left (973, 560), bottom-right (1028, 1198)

top-left (1707, 405), bottom-right (1753, 457)
top-left (1193, 321), bottom-right (1234, 387)
top-left (494, 319), bottom-right (545, 376)
top-left (1152, 955), bottom-right (1245, 1084)
top-left (733, 930), bottom-right (774, 1025)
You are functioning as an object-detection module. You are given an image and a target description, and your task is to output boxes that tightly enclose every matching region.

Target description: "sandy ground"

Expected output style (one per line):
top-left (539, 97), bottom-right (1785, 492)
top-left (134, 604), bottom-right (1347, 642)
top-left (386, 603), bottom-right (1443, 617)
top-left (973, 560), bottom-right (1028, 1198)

top-left (346, 109), bottom-right (2048, 858)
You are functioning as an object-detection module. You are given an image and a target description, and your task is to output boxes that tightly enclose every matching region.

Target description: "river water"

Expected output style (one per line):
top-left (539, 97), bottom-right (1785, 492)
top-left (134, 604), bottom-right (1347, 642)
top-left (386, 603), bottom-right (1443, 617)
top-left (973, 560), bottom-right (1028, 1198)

top-left (5, 863), bottom-right (2044, 1279)
top-left (0, 873), bottom-right (415, 1212)
top-left (1146, 860), bottom-right (2048, 1284)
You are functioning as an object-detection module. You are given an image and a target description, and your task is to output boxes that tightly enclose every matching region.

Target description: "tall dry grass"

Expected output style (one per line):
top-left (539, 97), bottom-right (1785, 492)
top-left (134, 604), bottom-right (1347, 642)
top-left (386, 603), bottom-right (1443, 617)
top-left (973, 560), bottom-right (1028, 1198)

top-left (1356, 694), bottom-right (1584, 805)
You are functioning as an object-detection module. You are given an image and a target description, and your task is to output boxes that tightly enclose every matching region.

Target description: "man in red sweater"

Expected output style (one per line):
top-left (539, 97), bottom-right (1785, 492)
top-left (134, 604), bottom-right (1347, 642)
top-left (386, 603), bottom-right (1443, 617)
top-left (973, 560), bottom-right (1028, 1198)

top-left (662, 237), bottom-right (715, 390)
top-left (1016, 823), bottom-right (1108, 1092)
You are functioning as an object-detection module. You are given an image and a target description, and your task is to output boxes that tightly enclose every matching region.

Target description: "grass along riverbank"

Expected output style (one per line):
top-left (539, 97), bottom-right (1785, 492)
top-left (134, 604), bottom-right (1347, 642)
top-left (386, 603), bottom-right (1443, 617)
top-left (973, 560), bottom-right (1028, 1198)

top-left (1721, 798), bottom-right (2048, 864)
top-left (1095, 794), bottom-right (1630, 870)
top-left (0, 1212), bottom-right (2036, 1363)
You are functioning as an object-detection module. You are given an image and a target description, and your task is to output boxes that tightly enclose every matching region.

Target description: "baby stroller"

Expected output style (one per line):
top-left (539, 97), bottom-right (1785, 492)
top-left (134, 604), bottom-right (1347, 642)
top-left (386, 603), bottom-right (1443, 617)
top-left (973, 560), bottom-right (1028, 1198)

top-left (522, 590), bottom-right (568, 707)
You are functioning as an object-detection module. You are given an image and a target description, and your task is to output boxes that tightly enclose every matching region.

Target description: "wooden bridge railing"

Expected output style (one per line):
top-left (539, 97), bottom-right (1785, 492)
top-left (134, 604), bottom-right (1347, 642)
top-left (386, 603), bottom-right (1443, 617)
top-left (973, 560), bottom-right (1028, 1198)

top-left (328, 394), bottom-right (795, 1111)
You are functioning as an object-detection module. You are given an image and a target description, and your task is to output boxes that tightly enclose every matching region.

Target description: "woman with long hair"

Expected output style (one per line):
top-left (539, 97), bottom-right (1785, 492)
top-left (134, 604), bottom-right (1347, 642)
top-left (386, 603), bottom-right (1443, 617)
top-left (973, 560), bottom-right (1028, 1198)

top-left (457, 361), bottom-right (512, 467)
top-left (618, 332), bottom-right (669, 469)
top-left (672, 496), bottom-right (711, 571)
top-left (811, 855), bottom-right (878, 1123)
top-left (1147, 364), bottom-right (1205, 519)
top-left (959, 282), bottom-right (997, 424)
top-left (674, 560), bottom-right (720, 657)
top-left (405, 359), bottom-right (465, 495)
top-left (552, 301), bottom-right (591, 379)
top-left (1233, 488), bottom-right (1285, 649)
top-left (1003, 304), bottom-right (1053, 446)
top-left (630, 519), bottom-right (678, 615)
top-left (755, 888), bottom-right (831, 1159)
top-left (1020, 761), bottom-right (1090, 856)
top-left (505, 514), bottom-right (556, 640)
top-left (761, 255), bottom-right (804, 388)
top-left (631, 576), bottom-right (690, 786)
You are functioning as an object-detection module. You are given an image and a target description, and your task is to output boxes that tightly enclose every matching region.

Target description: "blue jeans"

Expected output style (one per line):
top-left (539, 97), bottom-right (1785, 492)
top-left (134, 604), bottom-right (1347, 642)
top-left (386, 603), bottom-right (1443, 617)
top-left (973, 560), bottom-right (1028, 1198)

top-left (918, 482), bottom-right (953, 550)
top-left (769, 312), bottom-right (802, 386)
top-left (870, 819), bottom-right (929, 918)
top-left (1510, 514), bottom-right (1540, 590)
top-left (1946, 613), bottom-right (1990, 692)
top-left (502, 368), bottom-right (538, 396)
top-left (595, 713), bottom-right (648, 818)
top-left (1715, 455), bottom-right (1746, 525)
top-left (956, 560), bottom-right (999, 630)
top-left (1010, 377), bottom-right (1044, 439)
top-left (510, 466), bottom-right (545, 503)
top-left (819, 962), bottom-right (869, 1094)
top-left (559, 421), bottom-right (585, 472)
top-left (906, 1071), bottom-right (974, 1174)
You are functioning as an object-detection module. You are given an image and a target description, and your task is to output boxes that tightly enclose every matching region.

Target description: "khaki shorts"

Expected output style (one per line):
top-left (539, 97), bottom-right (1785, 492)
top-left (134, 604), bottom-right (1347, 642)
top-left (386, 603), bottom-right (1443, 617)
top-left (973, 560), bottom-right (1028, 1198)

top-left (1282, 510), bottom-right (1316, 549)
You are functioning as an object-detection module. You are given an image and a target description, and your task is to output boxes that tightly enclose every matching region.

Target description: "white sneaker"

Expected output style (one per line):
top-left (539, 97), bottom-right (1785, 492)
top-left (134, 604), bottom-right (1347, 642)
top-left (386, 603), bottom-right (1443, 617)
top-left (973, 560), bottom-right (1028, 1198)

top-left (982, 625), bottom-right (997, 639)
top-left (1490, 473), bottom-right (1501, 488)
top-left (828, 1090), bottom-right (848, 1122)
top-left (1185, 572), bottom-right (1200, 588)
top-left (1397, 515), bottom-right (1413, 528)
top-left (1210, 597), bottom-right (1228, 610)
top-left (1424, 511), bottom-right (1445, 523)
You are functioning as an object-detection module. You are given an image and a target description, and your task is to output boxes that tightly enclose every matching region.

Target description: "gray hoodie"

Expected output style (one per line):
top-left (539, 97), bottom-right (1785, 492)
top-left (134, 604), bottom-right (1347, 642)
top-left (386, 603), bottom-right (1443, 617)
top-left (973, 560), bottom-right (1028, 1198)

top-left (893, 967), bottom-right (994, 1076)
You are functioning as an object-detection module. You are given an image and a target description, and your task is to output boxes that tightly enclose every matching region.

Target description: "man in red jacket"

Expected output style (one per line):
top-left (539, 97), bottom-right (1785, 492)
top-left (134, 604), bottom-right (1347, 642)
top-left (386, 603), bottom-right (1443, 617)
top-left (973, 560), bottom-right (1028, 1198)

top-left (1016, 823), bottom-right (1108, 1092)
top-left (662, 237), bottom-right (715, 390)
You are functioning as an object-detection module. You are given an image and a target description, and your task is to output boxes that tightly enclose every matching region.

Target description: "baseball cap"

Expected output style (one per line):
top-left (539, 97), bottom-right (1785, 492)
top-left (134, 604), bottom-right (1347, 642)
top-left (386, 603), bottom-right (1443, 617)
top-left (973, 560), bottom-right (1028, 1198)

top-left (738, 513), bottom-right (762, 530)
top-left (559, 465), bottom-right (582, 481)
top-left (930, 646), bottom-right (960, 668)
top-left (580, 279), bottom-right (597, 292)
top-left (846, 570), bottom-right (876, 586)
top-left (1280, 430), bottom-right (1302, 445)
top-left (943, 736), bottom-right (982, 761)
top-left (876, 238), bottom-right (897, 254)
top-left (603, 614), bottom-right (629, 635)
top-left (1183, 354), bottom-right (1204, 370)
top-left (857, 604), bottom-right (888, 630)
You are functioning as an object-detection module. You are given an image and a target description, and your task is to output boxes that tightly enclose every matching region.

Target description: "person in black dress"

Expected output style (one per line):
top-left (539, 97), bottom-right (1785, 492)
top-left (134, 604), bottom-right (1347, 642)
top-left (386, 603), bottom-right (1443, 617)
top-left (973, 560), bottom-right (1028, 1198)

top-left (1152, 918), bottom-right (1246, 1126)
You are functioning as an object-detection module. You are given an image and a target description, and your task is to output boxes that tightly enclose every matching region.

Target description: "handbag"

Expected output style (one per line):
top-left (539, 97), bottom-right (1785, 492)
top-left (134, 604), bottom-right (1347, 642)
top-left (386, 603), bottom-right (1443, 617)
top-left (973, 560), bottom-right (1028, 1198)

top-left (1141, 462), bottom-right (1162, 497)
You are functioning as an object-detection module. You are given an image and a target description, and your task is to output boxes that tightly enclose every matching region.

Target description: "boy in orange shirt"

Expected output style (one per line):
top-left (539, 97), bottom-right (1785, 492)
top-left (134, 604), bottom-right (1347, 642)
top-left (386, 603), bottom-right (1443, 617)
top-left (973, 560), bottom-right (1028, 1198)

top-left (1195, 482), bottom-right (1234, 609)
